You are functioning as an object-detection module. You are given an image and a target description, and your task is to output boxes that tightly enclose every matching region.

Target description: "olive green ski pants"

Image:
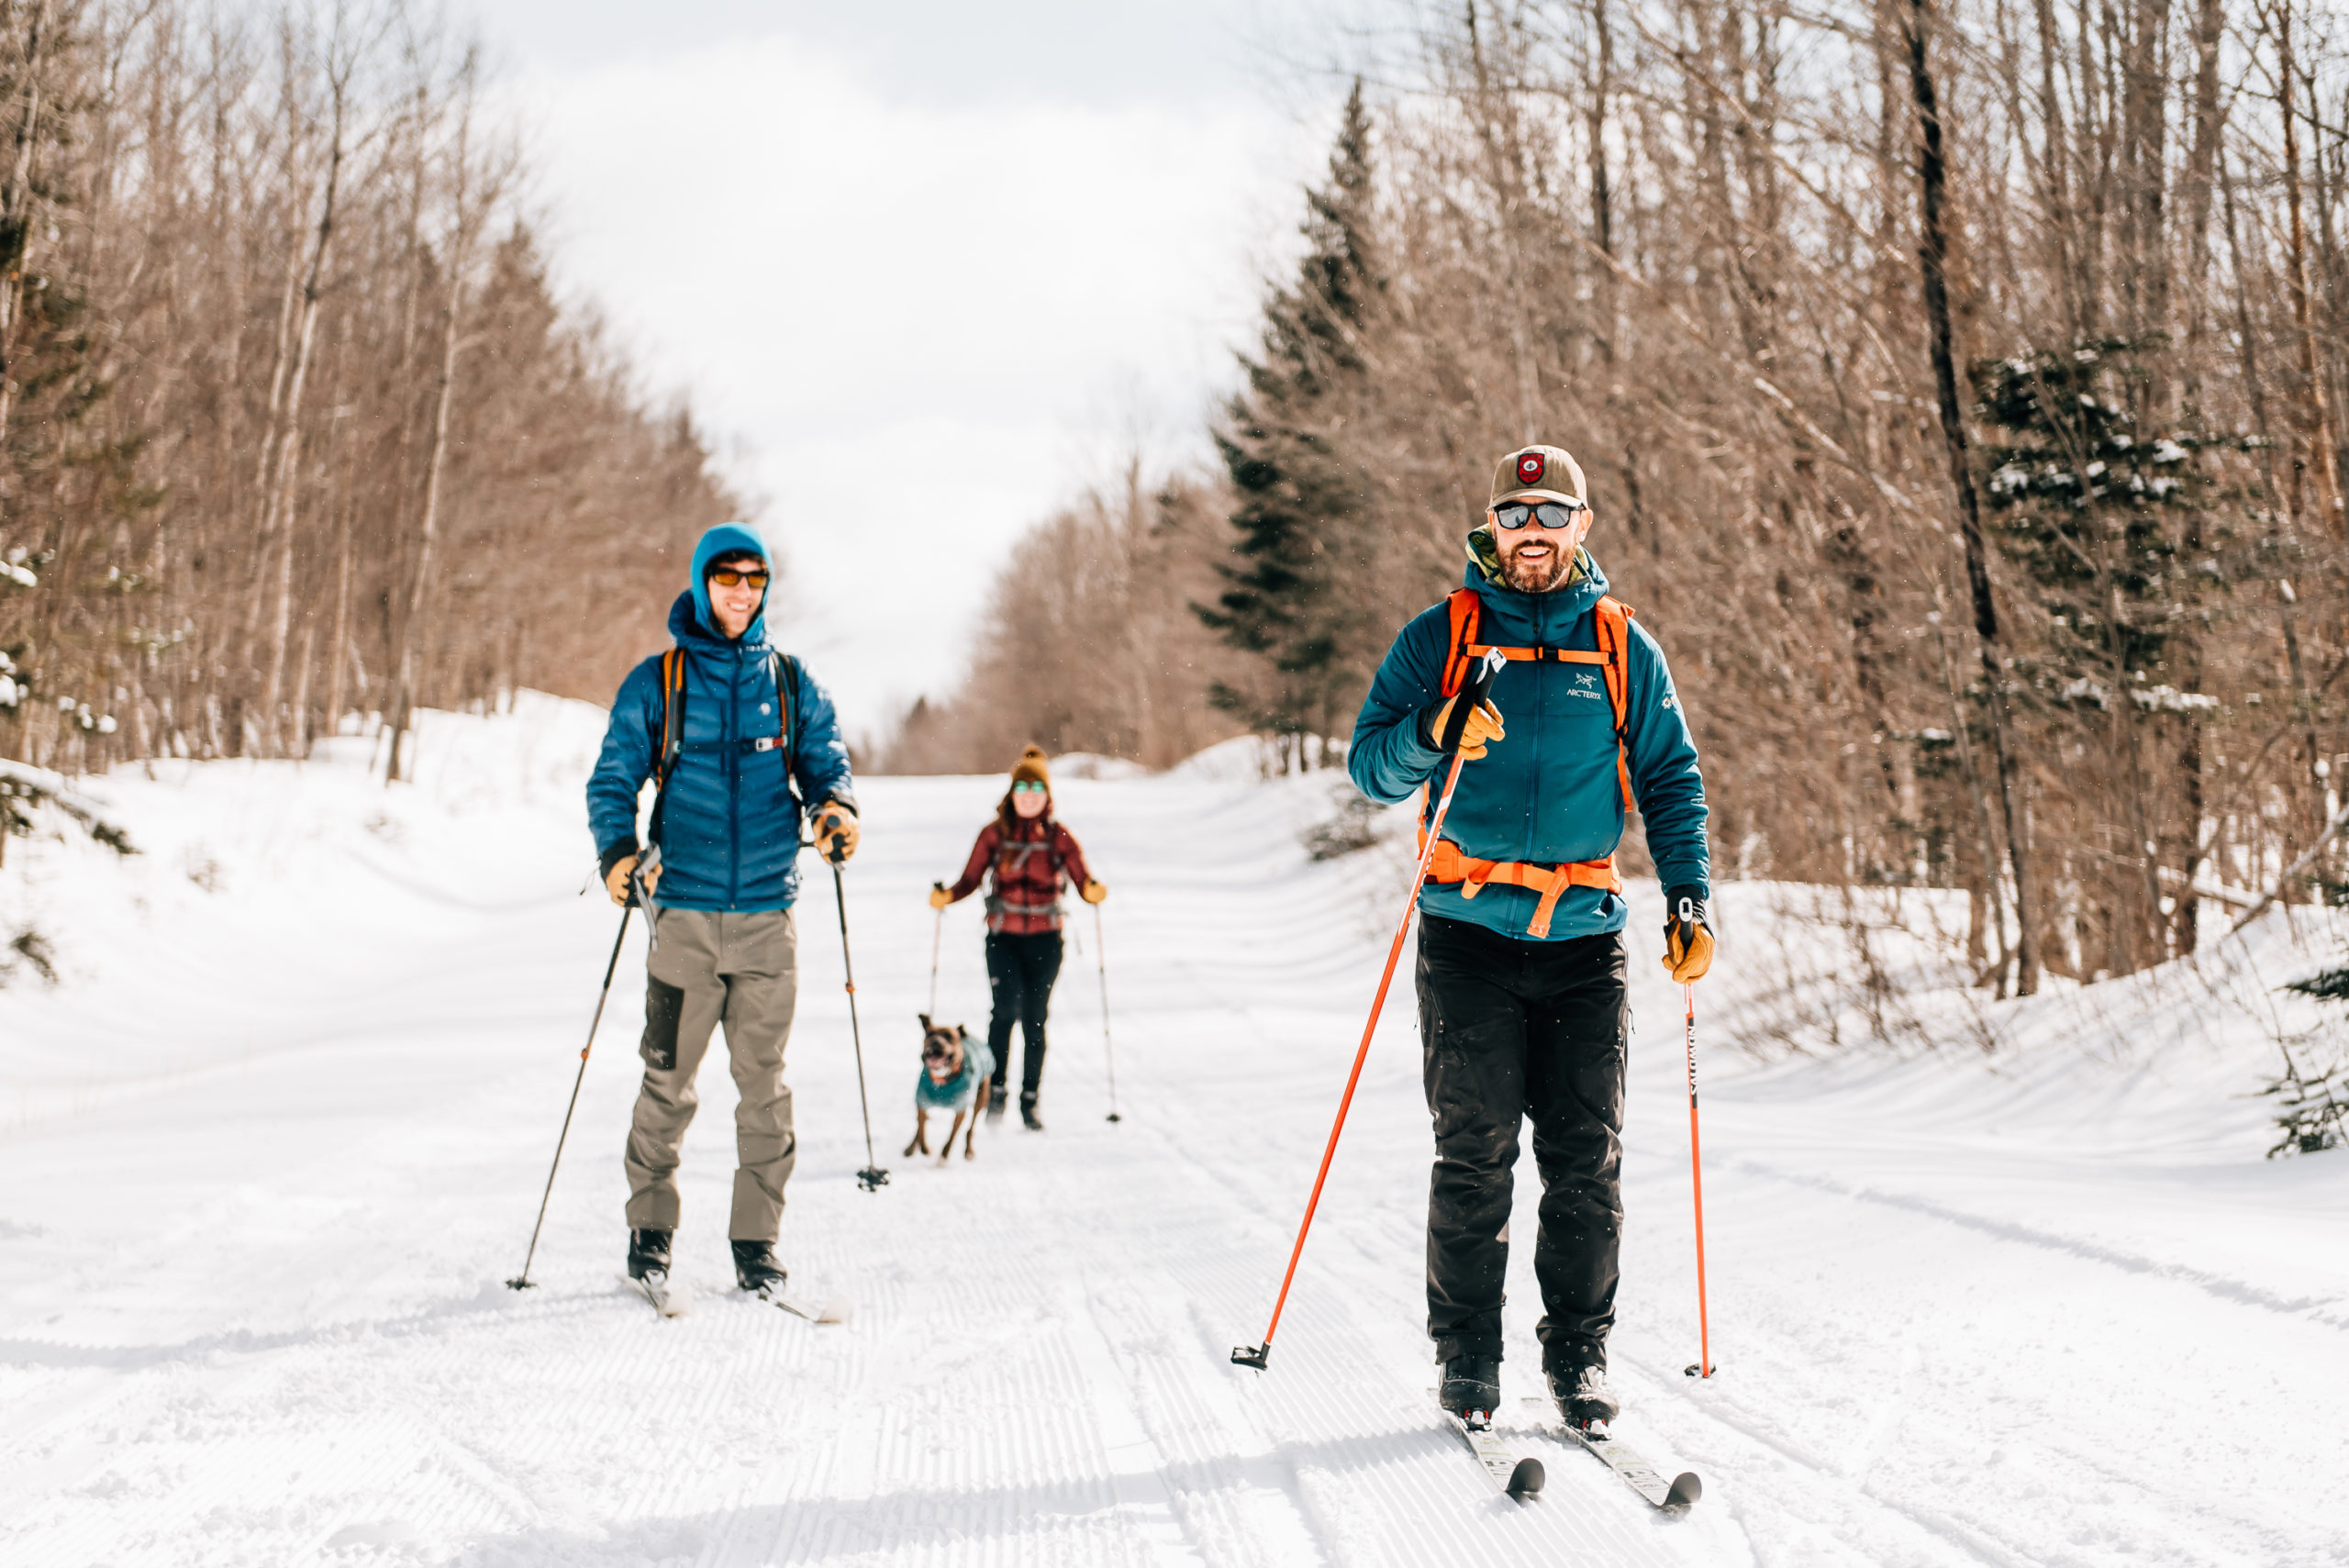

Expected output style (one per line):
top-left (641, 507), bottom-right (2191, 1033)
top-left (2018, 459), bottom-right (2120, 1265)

top-left (623, 907), bottom-right (798, 1240)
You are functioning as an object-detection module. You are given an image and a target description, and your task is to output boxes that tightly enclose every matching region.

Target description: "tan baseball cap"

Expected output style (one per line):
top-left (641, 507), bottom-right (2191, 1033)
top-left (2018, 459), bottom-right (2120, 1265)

top-left (1489, 444), bottom-right (1588, 508)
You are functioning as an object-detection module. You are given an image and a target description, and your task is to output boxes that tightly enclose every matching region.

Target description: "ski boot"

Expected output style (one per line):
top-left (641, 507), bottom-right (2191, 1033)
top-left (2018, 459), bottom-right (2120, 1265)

top-left (731, 1240), bottom-right (786, 1294)
top-left (1019, 1095), bottom-right (1044, 1132)
top-left (986, 1082), bottom-right (1008, 1119)
top-left (627, 1228), bottom-right (673, 1284)
top-left (1438, 1354), bottom-right (1502, 1421)
top-left (1549, 1359), bottom-right (1621, 1429)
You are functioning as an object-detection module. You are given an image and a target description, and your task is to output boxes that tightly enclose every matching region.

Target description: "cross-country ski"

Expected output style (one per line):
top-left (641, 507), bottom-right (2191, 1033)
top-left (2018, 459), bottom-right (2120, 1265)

top-left (7, 6), bottom-right (2349, 1565)
top-left (1449, 1414), bottom-right (1545, 1501)
top-left (1537, 1404), bottom-right (1703, 1511)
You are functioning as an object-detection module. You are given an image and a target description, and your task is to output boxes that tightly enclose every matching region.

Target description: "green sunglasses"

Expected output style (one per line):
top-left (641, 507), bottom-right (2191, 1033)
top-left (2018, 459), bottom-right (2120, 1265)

top-left (1011, 781), bottom-right (1048, 795)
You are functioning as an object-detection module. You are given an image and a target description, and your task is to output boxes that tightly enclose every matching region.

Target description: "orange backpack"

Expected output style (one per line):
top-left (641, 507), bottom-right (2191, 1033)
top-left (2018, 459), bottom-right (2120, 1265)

top-left (1420, 587), bottom-right (1638, 937)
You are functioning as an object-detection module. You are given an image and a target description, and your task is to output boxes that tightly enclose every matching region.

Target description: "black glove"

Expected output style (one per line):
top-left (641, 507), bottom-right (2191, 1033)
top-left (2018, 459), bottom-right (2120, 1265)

top-left (1661, 885), bottom-right (1714, 983)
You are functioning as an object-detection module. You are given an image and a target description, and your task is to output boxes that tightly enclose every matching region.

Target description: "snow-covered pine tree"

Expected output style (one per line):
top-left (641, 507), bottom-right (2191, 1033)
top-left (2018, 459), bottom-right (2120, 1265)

top-left (1198, 82), bottom-right (1385, 770)
top-left (2273, 966), bottom-right (2349, 1155)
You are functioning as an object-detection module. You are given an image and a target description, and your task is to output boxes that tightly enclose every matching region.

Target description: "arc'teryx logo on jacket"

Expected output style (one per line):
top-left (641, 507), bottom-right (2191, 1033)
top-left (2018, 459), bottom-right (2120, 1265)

top-left (1347, 551), bottom-right (1711, 942)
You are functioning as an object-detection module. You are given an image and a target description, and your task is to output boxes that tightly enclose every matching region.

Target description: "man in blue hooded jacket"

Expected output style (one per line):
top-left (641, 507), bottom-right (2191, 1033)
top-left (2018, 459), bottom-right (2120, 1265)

top-left (1349, 444), bottom-right (1716, 1430)
top-left (586, 522), bottom-right (858, 1300)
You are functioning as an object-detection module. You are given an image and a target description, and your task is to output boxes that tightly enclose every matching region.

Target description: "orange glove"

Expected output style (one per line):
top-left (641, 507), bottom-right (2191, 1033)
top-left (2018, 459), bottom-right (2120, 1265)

top-left (1423, 696), bottom-right (1506, 760)
top-left (813, 801), bottom-right (859, 863)
top-left (1079, 880), bottom-right (1108, 905)
top-left (603, 853), bottom-right (662, 906)
top-left (1662, 888), bottom-right (1714, 983)
top-left (929, 883), bottom-right (952, 910)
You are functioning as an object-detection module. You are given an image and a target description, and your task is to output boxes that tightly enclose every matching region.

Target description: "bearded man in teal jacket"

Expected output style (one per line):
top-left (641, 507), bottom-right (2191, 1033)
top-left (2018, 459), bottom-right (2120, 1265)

top-left (1349, 444), bottom-right (1716, 1431)
top-left (586, 521), bottom-right (858, 1302)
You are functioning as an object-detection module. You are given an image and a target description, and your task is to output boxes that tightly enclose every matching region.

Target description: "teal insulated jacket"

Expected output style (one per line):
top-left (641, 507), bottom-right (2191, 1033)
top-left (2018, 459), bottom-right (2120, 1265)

top-left (1348, 551), bottom-right (1710, 940)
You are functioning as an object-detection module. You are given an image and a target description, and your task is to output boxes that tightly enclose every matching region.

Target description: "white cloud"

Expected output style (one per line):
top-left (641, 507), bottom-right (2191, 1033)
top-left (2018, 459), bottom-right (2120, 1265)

top-left (504, 31), bottom-right (1319, 730)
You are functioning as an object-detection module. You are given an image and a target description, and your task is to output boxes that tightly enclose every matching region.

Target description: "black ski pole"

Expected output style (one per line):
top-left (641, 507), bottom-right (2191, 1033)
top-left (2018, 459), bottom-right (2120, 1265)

top-left (507, 901), bottom-right (634, 1290)
top-left (829, 849), bottom-right (889, 1191)
top-left (1093, 903), bottom-right (1122, 1123)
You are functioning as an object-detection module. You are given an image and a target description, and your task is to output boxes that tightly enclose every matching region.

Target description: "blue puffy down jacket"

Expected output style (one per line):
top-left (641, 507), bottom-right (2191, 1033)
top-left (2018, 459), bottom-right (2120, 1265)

top-left (1347, 551), bottom-right (1710, 941)
top-left (586, 528), bottom-right (855, 913)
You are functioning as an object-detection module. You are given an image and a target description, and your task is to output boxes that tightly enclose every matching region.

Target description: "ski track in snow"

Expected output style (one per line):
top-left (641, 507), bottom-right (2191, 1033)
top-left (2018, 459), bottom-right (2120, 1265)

top-left (1, 698), bottom-right (2344, 1566)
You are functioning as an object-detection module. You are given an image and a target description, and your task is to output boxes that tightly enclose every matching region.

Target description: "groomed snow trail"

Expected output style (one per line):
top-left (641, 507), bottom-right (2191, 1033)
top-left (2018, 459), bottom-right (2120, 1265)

top-left (2, 698), bottom-right (2344, 1566)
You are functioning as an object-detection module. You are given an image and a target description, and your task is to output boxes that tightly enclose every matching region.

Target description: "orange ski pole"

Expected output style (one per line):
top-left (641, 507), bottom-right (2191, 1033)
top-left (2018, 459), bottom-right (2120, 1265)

top-left (1682, 980), bottom-right (1715, 1378)
top-left (1233, 649), bottom-right (1503, 1373)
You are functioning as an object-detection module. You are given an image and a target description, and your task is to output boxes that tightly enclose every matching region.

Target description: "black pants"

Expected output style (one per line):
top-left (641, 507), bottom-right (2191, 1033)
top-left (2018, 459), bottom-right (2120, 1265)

top-left (1417, 913), bottom-right (1629, 1373)
top-left (985, 930), bottom-right (1063, 1106)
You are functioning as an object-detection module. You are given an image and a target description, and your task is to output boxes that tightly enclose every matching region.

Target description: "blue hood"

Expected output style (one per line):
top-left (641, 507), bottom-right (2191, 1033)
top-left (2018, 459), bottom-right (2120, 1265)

top-left (687, 521), bottom-right (772, 643)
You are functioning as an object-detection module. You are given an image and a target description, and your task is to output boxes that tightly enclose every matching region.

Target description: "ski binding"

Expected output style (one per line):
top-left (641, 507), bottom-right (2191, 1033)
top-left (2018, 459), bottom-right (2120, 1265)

top-left (628, 1270), bottom-right (688, 1318)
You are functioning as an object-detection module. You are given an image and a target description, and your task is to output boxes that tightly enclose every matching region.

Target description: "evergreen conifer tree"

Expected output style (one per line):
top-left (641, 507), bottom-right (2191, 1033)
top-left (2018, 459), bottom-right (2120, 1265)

top-left (1198, 83), bottom-right (1384, 767)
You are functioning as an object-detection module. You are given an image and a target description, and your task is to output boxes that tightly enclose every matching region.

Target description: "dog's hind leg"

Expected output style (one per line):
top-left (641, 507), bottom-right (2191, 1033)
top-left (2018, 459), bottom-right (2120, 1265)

top-left (939, 1108), bottom-right (966, 1165)
top-left (906, 1105), bottom-right (930, 1158)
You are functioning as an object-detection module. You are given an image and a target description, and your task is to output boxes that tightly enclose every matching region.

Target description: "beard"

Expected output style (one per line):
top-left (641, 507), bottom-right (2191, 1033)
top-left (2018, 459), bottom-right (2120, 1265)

top-left (1500, 539), bottom-right (1574, 593)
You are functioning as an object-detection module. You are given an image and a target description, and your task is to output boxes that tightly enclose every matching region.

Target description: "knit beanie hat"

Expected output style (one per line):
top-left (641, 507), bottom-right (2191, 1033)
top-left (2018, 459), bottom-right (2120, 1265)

top-left (1010, 745), bottom-right (1051, 788)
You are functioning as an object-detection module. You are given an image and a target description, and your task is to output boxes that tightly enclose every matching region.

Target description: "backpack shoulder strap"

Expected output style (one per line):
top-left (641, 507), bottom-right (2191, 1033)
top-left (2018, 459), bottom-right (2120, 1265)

top-left (769, 651), bottom-right (798, 751)
top-left (1441, 588), bottom-right (1483, 697)
top-left (1593, 596), bottom-right (1636, 811)
top-left (654, 649), bottom-right (686, 787)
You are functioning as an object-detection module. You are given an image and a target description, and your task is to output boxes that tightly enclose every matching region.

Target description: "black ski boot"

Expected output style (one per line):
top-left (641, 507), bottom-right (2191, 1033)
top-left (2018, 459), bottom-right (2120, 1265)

top-left (731, 1240), bottom-right (786, 1293)
top-left (1438, 1354), bottom-right (1502, 1420)
top-left (627, 1228), bottom-right (673, 1283)
top-left (1019, 1095), bottom-right (1044, 1132)
top-left (1550, 1360), bottom-right (1621, 1429)
top-left (986, 1081), bottom-right (1008, 1119)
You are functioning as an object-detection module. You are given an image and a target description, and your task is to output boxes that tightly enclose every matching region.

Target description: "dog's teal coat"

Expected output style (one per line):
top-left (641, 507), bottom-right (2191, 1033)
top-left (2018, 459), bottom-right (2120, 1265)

top-left (915, 1036), bottom-right (996, 1111)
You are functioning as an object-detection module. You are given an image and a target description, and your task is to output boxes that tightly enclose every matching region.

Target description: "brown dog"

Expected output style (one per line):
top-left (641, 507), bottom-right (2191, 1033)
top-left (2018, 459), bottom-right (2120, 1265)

top-left (907, 1014), bottom-right (994, 1163)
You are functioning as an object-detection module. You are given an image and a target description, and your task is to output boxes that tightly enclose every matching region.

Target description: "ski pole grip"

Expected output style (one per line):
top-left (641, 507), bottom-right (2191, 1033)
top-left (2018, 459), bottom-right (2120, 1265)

top-left (1437, 648), bottom-right (1506, 753)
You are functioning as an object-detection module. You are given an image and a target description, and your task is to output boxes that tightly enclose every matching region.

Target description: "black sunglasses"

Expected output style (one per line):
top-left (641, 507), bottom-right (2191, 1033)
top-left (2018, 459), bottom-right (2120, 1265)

top-left (1491, 500), bottom-right (1588, 529)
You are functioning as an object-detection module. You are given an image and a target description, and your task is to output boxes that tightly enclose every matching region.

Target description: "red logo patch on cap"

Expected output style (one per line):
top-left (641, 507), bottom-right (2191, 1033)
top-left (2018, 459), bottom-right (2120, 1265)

top-left (1517, 451), bottom-right (1545, 485)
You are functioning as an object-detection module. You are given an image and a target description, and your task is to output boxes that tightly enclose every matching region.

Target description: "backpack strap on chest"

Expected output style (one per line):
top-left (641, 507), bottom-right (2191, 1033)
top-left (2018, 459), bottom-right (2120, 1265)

top-left (1439, 588), bottom-right (1636, 812)
top-left (648, 650), bottom-right (799, 843)
top-left (1419, 589), bottom-right (1642, 935)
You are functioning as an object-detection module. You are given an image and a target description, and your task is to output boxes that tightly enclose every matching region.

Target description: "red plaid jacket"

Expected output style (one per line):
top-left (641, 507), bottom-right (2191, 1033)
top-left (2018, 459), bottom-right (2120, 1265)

top-left (948, 817), bottom-right (1092, 935)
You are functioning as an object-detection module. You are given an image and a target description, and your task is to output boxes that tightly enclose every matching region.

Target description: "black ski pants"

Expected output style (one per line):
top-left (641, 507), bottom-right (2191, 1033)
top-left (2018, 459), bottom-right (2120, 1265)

top-left (985, 929), bottom-right (1063, 1107)
top-left (1417, 913), bottom-right (1629, 1373)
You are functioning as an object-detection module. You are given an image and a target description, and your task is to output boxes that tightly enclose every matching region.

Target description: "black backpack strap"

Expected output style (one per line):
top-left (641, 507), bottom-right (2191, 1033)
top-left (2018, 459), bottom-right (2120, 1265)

top-left (647, 649), bottom-right (686, 848)
top-left (772, 651), bottom-right (804, 817)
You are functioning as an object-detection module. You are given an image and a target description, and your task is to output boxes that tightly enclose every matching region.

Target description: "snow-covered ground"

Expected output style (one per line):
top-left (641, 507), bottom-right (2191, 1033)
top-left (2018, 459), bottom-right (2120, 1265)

top-left (2, 696), bottom-right (2345, 1567)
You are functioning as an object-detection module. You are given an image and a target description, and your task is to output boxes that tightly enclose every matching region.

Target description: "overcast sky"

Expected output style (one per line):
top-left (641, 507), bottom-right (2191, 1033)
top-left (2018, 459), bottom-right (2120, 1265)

top-left (470, 0), bottom-right (1348, 740)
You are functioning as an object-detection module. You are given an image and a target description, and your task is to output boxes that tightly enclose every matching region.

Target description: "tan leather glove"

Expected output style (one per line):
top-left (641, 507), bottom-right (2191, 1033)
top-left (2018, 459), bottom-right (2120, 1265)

top-left (603, 853), bottom-right (662, 907)
top-left (1662, 888), bottom-right (1715, 983)
top-left (1423, 695), bottom-right (1506, 760)
top-left (813, 800), bottom-right (859, 863)
top-left (1079, 879), bottom-right (1108, 905)
top-left (929, 882), bottom-right (953, 910)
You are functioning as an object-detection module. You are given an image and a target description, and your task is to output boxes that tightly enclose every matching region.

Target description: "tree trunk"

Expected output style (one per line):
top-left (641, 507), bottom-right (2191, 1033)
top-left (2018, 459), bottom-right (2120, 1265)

top-left (2274, 0), bottom-right (2346, 534)
top-left (257, 82), bottom-right (349, 754)
top-left (1904, 0), bottom-right (2043, 995)
top-left (384, 221), bottom-right (467, 783)
top-left (0, 0), bottom-right (53, 456)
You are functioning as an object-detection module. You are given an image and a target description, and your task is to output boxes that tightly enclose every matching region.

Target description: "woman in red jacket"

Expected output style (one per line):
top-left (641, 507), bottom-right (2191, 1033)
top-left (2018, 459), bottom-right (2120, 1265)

top-left (930, 746), bottom-right (1106, 1130)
